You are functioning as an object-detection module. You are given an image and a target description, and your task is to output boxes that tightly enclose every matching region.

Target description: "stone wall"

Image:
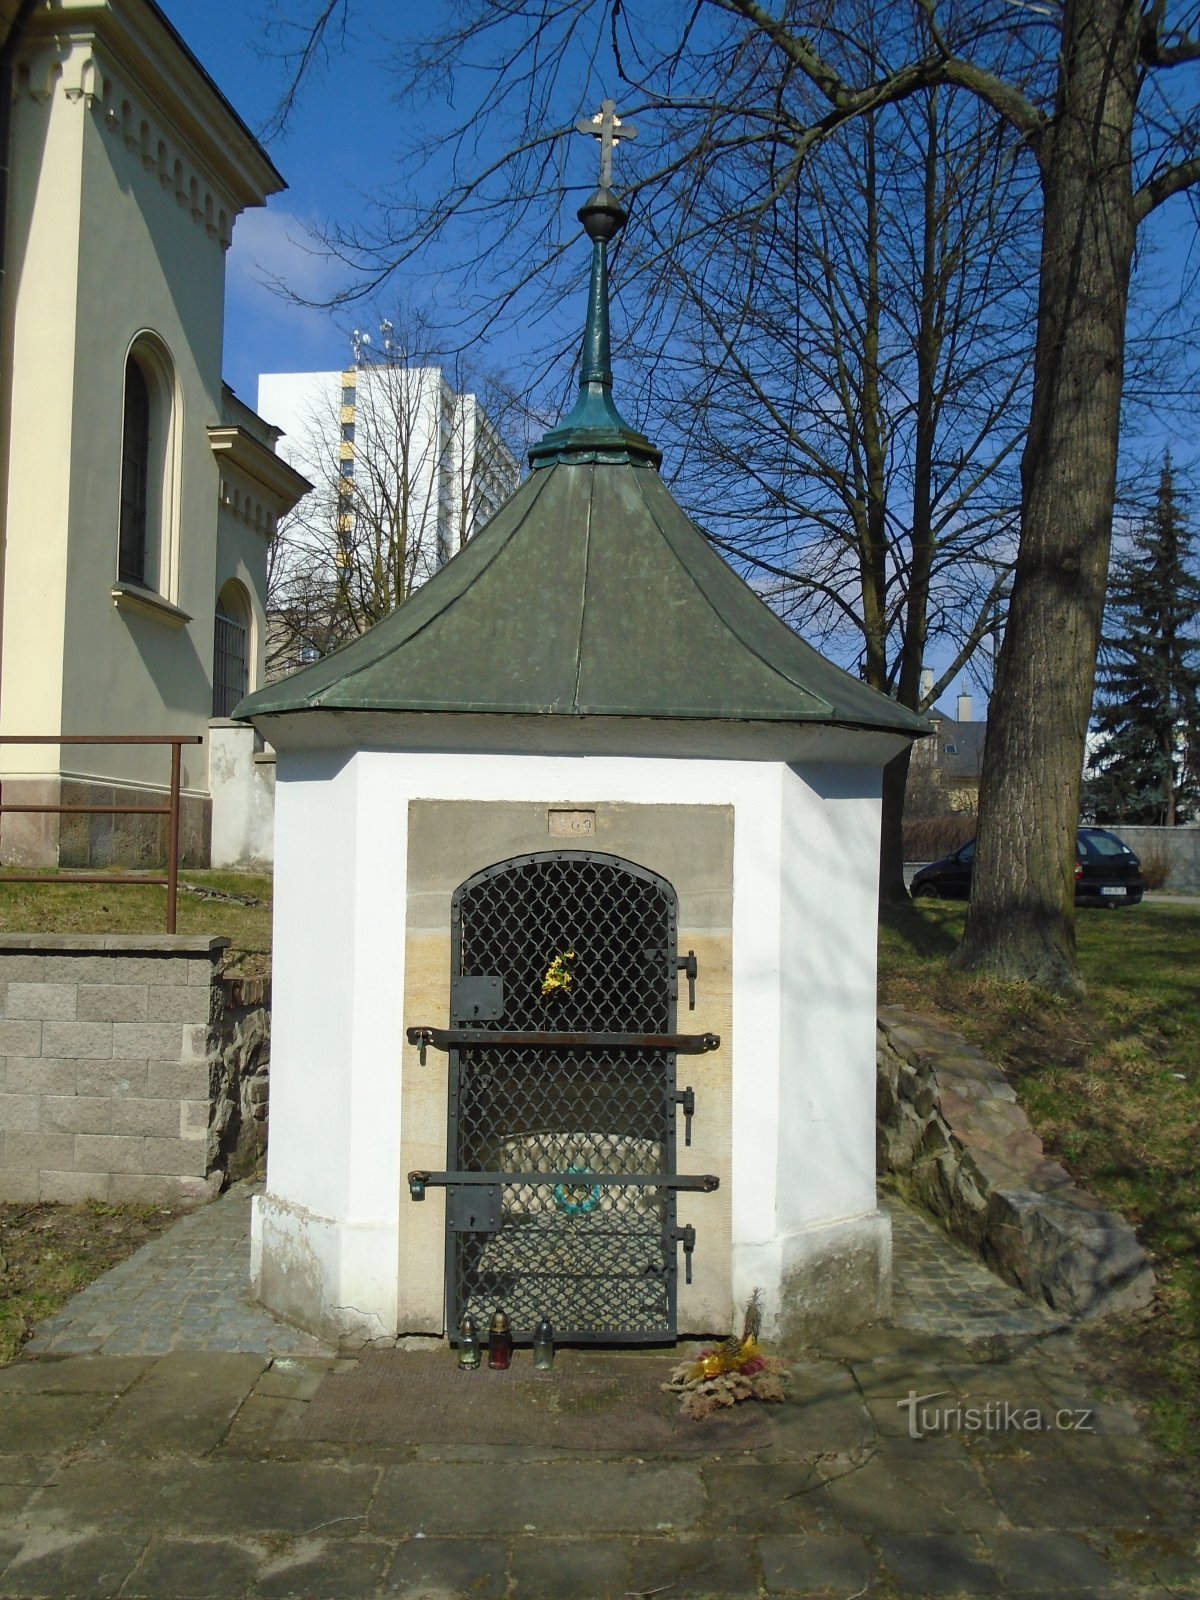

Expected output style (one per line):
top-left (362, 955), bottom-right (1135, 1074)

top-left (877, 1005), bottom-right (1154, 1320)
top-left (0, 777), bottom-right (209, 869)
top-left (209, 974), bottom-right (270, 1182)
top-left (0, 936), bottom-right (269, 1204)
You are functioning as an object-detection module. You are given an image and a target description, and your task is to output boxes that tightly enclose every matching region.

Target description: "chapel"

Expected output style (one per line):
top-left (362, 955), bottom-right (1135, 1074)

top-left (236, 105), bottom-right (927, 1346)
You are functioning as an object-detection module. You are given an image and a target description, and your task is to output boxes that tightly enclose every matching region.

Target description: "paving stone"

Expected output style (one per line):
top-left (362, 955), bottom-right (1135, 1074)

top-left (91, 1352), bottom-right (266, 1457)
top-left (0, 1532), bottom-right (146, 1598)
top-left (123, 1537), bottom-right (262, 1597)
top-left (758, 1533), bottom-right (878, 1594)
top-left (988, 1530), bottom-right (1125, 1592)
top-left (699, 1462), bottom-right (848, 1535)
top-left (883, 1194), bottom-right (1065, 1341)
top-left (625, 1534), bottom-right (757, 1598)
top-left (0, 1357), bottom-right (151, 1394)
top-left (1095, 1528), bottom-right (1200, 1591)
top-left (876, 1533), bottom-right (1003, 1594)
top-left (385, 1537), bottom-right (508, 1599)
top-left (1025, 1393), bottom-right (1143, 1436)
top-left (255, 1364), bottom-right (330, 1401)
top-left (23, 1184), bottom-right (333, 1361)
top-left (10, 1185), bottom-right (1194, 1600)
top-left (982, 1456), bottom-right (1161, 1531)
top-left (218, 1394), bottom-right (312, 1456)
top-left (0, 1454), bottom-right (57, 1486)
top-left (38, 1335), bottom-right (107, 1355)
top-left (255, 1537), bottom-right (394, 1598)
top-left (816, 1451), bottom-right (1006, 1535)
top-left (30, 1460), bottom-right (377, 1537)
top-left (507, 1537), bottom-right (631, 1599)
top-left (371, 1462), bottom-right (704, 1536)
top-left (0, 1393), bottom-right (117, 1454)
top-left (766, 1390), bottom-right (876, 1455)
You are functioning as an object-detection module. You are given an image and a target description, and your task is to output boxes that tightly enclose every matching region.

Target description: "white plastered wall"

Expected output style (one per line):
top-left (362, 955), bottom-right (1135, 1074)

top-left (254, 746), bottom-right (888, 1344)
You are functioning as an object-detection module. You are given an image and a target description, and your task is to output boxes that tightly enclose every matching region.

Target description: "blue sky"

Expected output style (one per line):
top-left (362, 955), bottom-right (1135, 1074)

top-left (159, 0), bottom-right (594, 411)
top-left (159, 1), bottom-right (405, 401)
top-left (160, 0), bottom-right (1199, 712)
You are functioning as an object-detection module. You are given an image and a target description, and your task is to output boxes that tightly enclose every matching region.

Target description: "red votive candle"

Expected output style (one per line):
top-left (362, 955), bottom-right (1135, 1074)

top-left (487, 1309), bottom-right (513, 1369)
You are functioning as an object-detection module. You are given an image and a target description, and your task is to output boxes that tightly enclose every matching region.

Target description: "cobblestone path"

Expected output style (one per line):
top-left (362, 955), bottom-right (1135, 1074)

top-left (23, 1181), bottom-right (331, 1359)
top-left (883, 1190), bottom-right (1066, 1341)
top-left (26, 1182), bottom-right (1058, 1358)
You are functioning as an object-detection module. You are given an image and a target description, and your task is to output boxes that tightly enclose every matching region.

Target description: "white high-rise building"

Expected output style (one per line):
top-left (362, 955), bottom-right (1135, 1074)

top-left (257, 359), bottom-right (520, 670)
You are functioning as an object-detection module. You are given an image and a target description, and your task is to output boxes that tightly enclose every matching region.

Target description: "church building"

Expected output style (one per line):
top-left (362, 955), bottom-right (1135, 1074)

top-left (0, 0), bottom-right (308, 866)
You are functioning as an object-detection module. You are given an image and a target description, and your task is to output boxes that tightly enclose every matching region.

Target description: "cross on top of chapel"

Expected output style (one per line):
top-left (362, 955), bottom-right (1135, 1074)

top-left (575, 99), bottom-right (636, 190)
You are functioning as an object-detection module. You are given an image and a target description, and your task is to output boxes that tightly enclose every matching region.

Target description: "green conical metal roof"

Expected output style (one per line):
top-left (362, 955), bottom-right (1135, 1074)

top-left (236, 171), bottom-right (925, 741)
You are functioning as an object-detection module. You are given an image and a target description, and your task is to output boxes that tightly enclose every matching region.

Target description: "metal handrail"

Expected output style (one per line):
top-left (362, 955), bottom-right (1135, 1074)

top-left (0, 735), bottom-right (204, 932)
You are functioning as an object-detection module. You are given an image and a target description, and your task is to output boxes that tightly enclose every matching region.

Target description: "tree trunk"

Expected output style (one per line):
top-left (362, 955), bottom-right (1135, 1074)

top-left (879, 746), bottom-right (914, 903)
top-left (955, 0), bottom-right (1140, 991)
top-left (878, 94), bottom-right (940, 904)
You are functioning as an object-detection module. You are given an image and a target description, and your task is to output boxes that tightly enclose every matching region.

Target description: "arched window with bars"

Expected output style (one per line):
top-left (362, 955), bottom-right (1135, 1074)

top-left (213, 580), bottom-right (250, 717)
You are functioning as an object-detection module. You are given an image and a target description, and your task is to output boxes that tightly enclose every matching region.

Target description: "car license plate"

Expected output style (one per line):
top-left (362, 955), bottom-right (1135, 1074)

top-left (1100, 886), bottom-right (1126, 896)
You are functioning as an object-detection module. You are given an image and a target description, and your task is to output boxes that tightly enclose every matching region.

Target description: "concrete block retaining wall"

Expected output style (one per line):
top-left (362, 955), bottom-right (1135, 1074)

top-left (877, 1005), bottom-right (1154, 1320)
top-left (0, 936), bottom-right (269, 1205)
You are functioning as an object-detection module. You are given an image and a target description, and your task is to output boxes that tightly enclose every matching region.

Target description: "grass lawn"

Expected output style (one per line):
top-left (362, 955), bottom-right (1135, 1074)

top-left (880, 897), bottom-right (1200, 1465)
top-left (0, 868), bottom-right (272, 958)
top-left (0, 1200), bottom-right (186, 1364)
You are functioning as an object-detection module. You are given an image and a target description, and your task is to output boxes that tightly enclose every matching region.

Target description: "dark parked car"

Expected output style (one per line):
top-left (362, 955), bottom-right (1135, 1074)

top-left (910, 827), bottom-right (1144, 907)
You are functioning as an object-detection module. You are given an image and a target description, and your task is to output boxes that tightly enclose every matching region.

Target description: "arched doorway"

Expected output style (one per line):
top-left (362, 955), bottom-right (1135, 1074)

top-left (410, 850), bottom-right (720, 1343)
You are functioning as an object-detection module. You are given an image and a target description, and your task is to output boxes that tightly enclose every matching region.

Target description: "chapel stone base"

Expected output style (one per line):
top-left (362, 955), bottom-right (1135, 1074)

top-left (251, 1192), bottom-right (401, 1347)
top-left (774, 1209), bottom-right (894, 1346)
top-left (253, 1192), bottom-right (893, 1350)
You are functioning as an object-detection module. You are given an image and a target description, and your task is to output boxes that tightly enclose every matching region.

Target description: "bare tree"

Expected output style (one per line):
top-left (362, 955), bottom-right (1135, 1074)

top-left (265, 328), bottom-right (525, 673)
top-left (652, 80), bottom-right (1036, 896)
top-left (270, 0), bottom-right (1200, 988)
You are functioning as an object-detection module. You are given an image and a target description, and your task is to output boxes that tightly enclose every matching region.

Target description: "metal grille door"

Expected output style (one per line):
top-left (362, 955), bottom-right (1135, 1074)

top-left (406, 850), bottom-right (719, 1344)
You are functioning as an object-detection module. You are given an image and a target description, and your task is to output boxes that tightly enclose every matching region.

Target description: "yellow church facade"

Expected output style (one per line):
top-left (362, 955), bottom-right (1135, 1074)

top-left (0, 0), bottom-right (308, 865)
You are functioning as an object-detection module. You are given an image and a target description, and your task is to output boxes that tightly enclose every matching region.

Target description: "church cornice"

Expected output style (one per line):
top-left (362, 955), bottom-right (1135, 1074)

top-left (14, 0), bottom-right (283, 242)
top-left (209, 425), bottom-right (313, 534)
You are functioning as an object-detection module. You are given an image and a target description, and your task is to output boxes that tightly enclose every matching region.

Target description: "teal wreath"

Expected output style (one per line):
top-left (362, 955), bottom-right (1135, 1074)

top-left (553, 1164), bottom-right (601, 1218)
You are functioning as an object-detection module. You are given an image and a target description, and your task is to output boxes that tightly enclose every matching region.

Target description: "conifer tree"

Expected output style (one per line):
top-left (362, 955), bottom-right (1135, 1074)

top-left (1085, 459), bottom-right (1200, 827)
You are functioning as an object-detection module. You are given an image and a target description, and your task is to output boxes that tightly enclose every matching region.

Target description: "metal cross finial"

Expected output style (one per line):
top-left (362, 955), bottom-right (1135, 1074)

top-left (575, 99), bottom-right (636, 190)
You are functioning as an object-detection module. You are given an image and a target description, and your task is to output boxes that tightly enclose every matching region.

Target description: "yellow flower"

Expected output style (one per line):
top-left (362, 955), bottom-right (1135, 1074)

top-left (540, 951), bottom-right (576, 997)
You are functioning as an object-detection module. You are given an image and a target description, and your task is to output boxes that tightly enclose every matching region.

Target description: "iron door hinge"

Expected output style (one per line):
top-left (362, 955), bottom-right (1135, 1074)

top-left (672, 1223), bottom-right (698, 1284)
top-left (674, 1085), bottom-right (696, 1146)
top-left (676, 950), bottom-right (698, 1010)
